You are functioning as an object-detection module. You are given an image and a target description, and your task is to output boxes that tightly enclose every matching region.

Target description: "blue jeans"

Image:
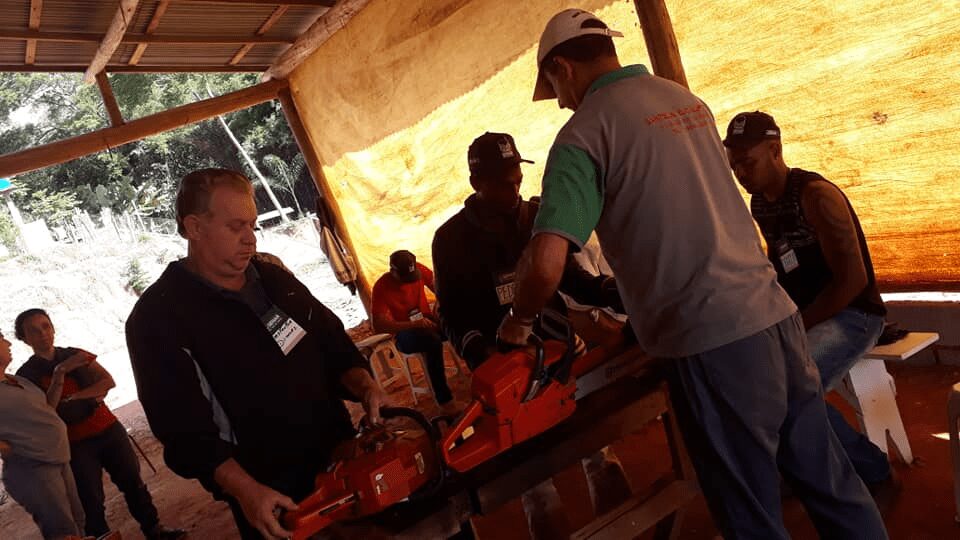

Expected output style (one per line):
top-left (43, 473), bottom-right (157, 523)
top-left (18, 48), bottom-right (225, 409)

top-left (395, 329), bottom-right (453, 404)
top-left (807, 308), bottom-right (890, 484)
top-left (666, 313), bottom-right (886, 540)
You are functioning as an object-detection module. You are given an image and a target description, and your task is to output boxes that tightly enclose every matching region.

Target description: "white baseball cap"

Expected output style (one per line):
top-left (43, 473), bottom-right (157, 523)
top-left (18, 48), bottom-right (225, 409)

top-left (533, 9), bottom-right (624, 101)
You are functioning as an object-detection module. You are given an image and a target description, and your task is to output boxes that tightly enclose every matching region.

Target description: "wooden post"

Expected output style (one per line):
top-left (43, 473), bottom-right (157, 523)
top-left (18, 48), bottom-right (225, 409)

top-left (95, 71), bottom-right (125, 127)
top-left (277, 87), bottom-right (372, 312)
top-left (633, 0), bottom-right (689, 89)
top-left (0, 78), bottom-right (287, 178)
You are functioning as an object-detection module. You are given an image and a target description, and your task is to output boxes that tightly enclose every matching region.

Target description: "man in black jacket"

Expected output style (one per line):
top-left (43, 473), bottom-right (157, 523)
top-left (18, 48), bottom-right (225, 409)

top-left (432, 132), bottom-right (628, 539)
top-left (126, 168), bottom-right (388, 540)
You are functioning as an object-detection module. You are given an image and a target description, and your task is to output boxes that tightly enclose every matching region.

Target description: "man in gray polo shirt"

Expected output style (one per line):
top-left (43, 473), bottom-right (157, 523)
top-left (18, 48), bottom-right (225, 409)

top-left (497, 8), bottom-right (886, 539)
top-left (1, 331), bottom-right (85, 539)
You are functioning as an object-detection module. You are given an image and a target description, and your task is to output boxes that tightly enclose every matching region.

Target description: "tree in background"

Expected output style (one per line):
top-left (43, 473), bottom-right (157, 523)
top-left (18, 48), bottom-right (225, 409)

top-left (0, 72), bottom-right (316, 226)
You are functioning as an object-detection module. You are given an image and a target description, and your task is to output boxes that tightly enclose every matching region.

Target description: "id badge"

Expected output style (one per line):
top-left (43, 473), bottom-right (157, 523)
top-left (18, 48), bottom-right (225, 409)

top-left (495, 271), bottom-right (517, 306)
top-left (408, 308), bottom-right (424, 322)
top-left (775, 240), bottom-right (799, 274)
top-left (261, 307), bottom-right (306, 355)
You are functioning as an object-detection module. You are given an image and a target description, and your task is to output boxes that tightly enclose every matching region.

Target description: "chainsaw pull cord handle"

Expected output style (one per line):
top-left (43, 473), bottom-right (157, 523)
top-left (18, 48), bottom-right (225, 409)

top-left (522, 334), bottom-right (546, 402)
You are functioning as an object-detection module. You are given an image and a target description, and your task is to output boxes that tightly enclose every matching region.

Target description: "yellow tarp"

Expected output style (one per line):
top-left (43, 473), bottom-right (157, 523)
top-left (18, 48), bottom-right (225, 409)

top-left (290, 0), bottom-right (960, 291)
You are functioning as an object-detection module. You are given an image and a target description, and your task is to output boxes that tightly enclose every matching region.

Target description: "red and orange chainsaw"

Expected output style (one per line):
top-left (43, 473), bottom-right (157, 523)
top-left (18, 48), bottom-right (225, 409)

top-left (284, 325), bottom-right (626, 538)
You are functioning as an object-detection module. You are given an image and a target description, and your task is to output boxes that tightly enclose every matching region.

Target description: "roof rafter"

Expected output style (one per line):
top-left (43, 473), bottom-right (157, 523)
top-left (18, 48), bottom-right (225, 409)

top-left (265, 0), bottom-right (370, 80)
top-left (0, 28), bottom-right (296, 44)
top-left (175, 0), bottom-right (335, 6)
top-left (129, 0), bottom-right (171, 65)
top-left (24, 0), bottom-right (42, 64)
top-left (83, 0), bottom-right (140, 84)
top-left (230, 5), bottom-right (289, 65)
top-left (0, 64), bottom-right (269, 73)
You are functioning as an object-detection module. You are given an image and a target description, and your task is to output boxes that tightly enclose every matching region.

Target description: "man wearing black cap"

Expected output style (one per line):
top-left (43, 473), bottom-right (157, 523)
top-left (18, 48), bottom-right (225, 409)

top-left (724, 111), bottom-right (893, 492)
top-left (371, 250), bottom-right (454, 408)
top-left (498, 8), bottom-right (886, 540)
top-left (432, 132), bottom-right (629, 538)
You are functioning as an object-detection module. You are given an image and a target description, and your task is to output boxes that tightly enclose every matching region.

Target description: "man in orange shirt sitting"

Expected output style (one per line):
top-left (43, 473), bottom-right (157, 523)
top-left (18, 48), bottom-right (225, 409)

top-left (371, 250), bottom-right (454, 409)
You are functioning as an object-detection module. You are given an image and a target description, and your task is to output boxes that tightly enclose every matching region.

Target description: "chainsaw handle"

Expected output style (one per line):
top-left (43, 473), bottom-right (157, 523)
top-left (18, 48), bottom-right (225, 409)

top-left (440, 401), bottom-right (495, 472)
top-left (522, 334), bottom-right (546, 402)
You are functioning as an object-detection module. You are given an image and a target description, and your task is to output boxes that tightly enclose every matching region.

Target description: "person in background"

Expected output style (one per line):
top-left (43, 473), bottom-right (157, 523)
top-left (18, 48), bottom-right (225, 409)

top-left (723, 111), bottom-right (894, 495)
top-left (0, 329), bottom-right (86, 540)
top-left (15, 309), bottom-right (184, 540)
top-left (371, 250), bottom-right (456, 413)
top-left (433, 131), bottom-right (630, 539)
top-left (498, 9), bottom-right (886, 539)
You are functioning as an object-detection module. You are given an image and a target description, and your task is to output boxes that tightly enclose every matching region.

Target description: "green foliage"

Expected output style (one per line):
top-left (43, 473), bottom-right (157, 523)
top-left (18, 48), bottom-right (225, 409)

top-left (17, 189), bottom-right (79, 226)
top-left (124, 257), bottom-right (149, 296)
top-left (0, 72), bottom-right (314, 225)
top-left (0, 208), bottom-right (19, 252)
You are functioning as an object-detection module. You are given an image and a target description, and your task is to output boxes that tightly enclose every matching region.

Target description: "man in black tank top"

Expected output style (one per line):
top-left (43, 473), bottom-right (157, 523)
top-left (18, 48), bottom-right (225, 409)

top-left (724, 112), bottom-right (894, 492)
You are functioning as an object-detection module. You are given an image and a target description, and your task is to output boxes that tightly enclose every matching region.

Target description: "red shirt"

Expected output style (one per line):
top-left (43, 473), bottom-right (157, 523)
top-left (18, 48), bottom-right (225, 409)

top-left (372, 263), bottom-right (435, 323)
top-left (17, 348), bottom-right (117, 443)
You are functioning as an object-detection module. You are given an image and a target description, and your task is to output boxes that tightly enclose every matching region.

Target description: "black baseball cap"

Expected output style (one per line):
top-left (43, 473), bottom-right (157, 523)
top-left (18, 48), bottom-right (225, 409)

top-left (722, 111), bottom-right (781, 149)
top-left (389, 250), bottom-right (420, 283)
top-left (468, 132), bottom-right (534, 176)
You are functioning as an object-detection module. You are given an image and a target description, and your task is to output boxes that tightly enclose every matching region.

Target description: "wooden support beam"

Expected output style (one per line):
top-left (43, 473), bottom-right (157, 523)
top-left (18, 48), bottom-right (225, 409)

top-left (25, 0), bottom-right (42, 64)
top-left (277, 87), bottom-right (372, 311)
top-left (230, 5), bottom-right (288, 65)
top-left (129, 0), bottom-right (170, 65)
top-left (95, 71), bottom-right (125, 127)
top-left (0, 28), bottom-right (296, 45)
top-left (633, 0), bottom-right (689, 89)
top-left (264, 0), bottom-right (370, 80)
top-left (176, 0), bottom-right (335, 5)
top-left (83, 0), bottom-right (141, 84)
top-left (0, 79), bottom-right (287, 178)
top-left (0, 64), bottom-right (270, 73)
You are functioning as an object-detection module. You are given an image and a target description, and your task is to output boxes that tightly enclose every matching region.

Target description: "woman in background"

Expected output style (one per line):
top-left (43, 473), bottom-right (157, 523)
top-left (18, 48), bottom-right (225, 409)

top-left (0, 328), bottom-right (86, 539)
top-left (15, 308), bottom-right (184, 540)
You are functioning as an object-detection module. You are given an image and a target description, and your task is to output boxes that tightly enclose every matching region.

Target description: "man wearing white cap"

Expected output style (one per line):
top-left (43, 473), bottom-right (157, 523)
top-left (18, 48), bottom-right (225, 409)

top-left (498, 8), bottom-right (887, 539)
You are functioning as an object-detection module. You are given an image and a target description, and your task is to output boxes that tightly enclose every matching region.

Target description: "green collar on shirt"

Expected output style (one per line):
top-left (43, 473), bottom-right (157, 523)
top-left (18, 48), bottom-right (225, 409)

top-left (586, 64), bottom-right (650, 97)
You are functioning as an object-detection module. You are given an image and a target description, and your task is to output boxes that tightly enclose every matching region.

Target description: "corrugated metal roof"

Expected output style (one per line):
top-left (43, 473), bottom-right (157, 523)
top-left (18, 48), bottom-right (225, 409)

top-left (0, 0), bottom-right (331, 73)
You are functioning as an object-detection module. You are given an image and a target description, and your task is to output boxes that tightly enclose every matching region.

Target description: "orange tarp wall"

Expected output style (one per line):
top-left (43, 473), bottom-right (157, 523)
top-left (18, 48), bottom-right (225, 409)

top-left (289, 0), bottom-right (960, 291)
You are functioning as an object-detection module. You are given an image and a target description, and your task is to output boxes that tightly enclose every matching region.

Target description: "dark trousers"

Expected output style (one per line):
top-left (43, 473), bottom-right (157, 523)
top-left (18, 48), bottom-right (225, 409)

top-left (395, 329), bottom-right (453, 404)
top-left (70, 421), bottom-right (159, 536)
top-left (665, 313), bottom-right (887, 540)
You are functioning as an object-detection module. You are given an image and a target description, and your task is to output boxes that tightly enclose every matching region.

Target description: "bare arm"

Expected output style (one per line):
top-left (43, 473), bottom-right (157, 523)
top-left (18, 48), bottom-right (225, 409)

top-left (214, 459), bottom-right (297, 539)
top-left (46, 367), bottom-right (67, 406)
top-left (65, 360), bottom-right (116, 402)
top-left (799, 181), bottom-right (868, 329)
top-left (371, 312), bottom-right (436, 335)
top-left (0, 439), bottom-right (11, 458)
top-left (340, 367), bottom-right (389, 425)
top-left (511, 233), bottom-right (571, 321)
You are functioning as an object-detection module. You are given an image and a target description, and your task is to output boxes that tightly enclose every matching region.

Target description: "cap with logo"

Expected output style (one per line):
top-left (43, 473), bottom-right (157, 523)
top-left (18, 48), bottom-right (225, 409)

top-left (722, 111), bottom-right (781, 149)
top-left (533, 9), bottom-right (624, 101)
top-left (389, 250), bottom-right (421, 283)
top-left (468, 132), bottom-right (534, 176)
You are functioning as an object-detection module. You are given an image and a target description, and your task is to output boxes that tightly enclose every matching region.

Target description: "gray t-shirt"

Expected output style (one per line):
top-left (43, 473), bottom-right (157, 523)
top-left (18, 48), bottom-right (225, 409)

top-left (534, 65), bottom-right (796, 357)
top-left (0, 375), bottom-right (70, 464)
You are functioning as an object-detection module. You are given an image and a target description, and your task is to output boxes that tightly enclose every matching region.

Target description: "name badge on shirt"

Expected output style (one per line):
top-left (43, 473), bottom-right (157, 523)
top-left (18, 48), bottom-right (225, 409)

top-left (775, 239), bottom-right (800, 274)
top-left (408, 308), bottom-right (424, 322)
top-left (261, 307), bottom-right (306, 356)
top-left (495, 271), bottom-right (517, 306)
